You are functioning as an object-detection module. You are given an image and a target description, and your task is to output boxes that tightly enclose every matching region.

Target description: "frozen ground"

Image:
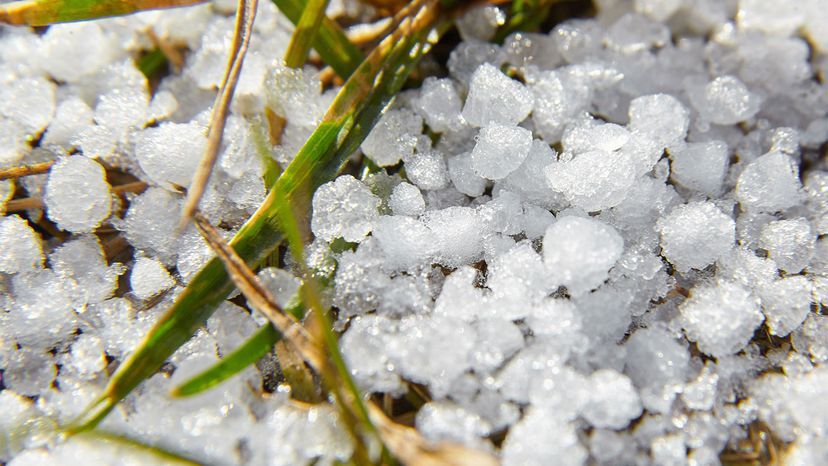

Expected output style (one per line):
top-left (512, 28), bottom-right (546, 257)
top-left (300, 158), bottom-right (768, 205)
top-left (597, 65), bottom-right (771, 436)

top-left (3, 0), bottom-right (828, 464)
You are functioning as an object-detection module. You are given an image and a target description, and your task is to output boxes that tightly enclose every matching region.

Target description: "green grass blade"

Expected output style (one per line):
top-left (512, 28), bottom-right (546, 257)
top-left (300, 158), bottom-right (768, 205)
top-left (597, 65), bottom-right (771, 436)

top-left (171, 324), bottom-right (282, 398)
top-left (272, 0), bottom-right (363, 78)
top-left (493, 0), bottom-right (555, 43)
top-left (250, 120), bottom-right (282, 190)
top-left (284, 0), bottom-right (330, 69)
top-left (137, 49), bottom-right (168, 80)
top-left (69, 0), bottom-right (446, 434)
top-left (0, 0), bottom-right (205, 26)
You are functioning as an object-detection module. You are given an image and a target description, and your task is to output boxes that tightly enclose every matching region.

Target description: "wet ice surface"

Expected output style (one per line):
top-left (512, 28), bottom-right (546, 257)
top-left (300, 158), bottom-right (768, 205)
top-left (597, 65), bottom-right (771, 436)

top-left (4, 0), bottom-right (828, 464)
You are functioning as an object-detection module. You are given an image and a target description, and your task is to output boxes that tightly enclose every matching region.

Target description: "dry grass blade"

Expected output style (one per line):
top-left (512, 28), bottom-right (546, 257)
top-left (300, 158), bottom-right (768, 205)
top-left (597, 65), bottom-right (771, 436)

top-left (192, 211), bottom-right (327, 369)
top-left (180, 0), bottom-right (258, 228)
top-left (367, 404), bottom-right (500, 466)
top-left (0, 161), bottom-right (54, 180)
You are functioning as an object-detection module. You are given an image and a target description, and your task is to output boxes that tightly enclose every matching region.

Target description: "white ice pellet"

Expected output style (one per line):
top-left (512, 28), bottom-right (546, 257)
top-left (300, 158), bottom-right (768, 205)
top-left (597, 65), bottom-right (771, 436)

top-left (759, 276), bottom-right (812, 337)
top-left (404, 149), bottom-right (450, 191)
top-left (148, 90), bottom-right (179, 122)
top-left (461, 63), bottom-right (534, 127)
top-left (628, 94), bottom-right (689, 149)
top-left (93, 81), bottom-right (151, 140)
top-left (372, 215), bottom-right (436, 271)
top-left (634, 0), bottom-right (683, 21)
top-left (500, 140), bottom-right (564, 209)
top-left (581, 369), bottom-right (643, 429)
top-left (650, 434), bottom-right (686, 466)
top-left (1, 347), bottom-right (56, 396)
top-left (502, 31), bottom-right (561, 71)
top-left (737, 0), bottom-right (805, 36)
top-left (412, 77), bottom-right (465, 133)
top-left (0, 215), bottom-right (43, 274)
top-left (625, 326), bottom-right (690, 389)
top-left (604, 13), bottom-right (670, 54)
top-left (257, 267), bottom-right (301, 311)
top-left (447, 41), bottom-right (503, 87)
top-left (574, 286), bottom-right (633, 342)
top-left (687, 75), bottom-right (761, 125)
top-left (668, 140), bottom-right (729, 196)
top-left (42, 97), bottom-right (94, 148)
top-left (65, 333), bottom-right (106, 379)
top-left (787, 366), bottom-right (828, 436)
top-left (130, 257), bottom-right (175, 301)
top-left (680, 280), bottom-right (764, 358)
top-left (759, 218), bottom-right (815, 274)
top-left (471, 124), bottom-right (533, 180)
top-left (0, 118), bottom-right (30, 165)
top-left (681, 364), bottom-right (719, 411)
top-left (521, 203), bottom-right (556, 239)
top-left (0, 77), bottom-right (56, 136)
top-left (43, 156), bottom-right (112, 233)
top-left (433, 266), bottom-right (486, 322)
top-left (477, 191), bottom-right (524, 235)
top-left (121, 187), bottom-right (185, 263)
top-left (470, 318), bottom-right (525, 373)
top-left (388, 182), bottom-right (425, 217)
top-left (542, 216), bottom-right (624, 296)
top-left (529, 70), bottom-right (580, 142)
top-left (311, 175), bottom-right (380, 243)
top-left (360, 108), bottom-right (423, 167)
top-left (456, 5), bottom-right (504, 42)
top-left (562, 121), bottom-right (630, 154)
top-left (424, 206), bottom-right (485, 268)
top-left (447, 151), bottom-right (488, 197)
top-left (735, 151), bottom-right (803, 213)
top-left (416, 400), bottom-right (493, 445)
top-left (502, 409), bottom-right (587, 466)
top-left (41, 23), bottom-right (118, 82)
top-left (545, 149), bottom-right (636, 212)
top-left (656, 201), bottom-right (735, 273)
top-left (74, 124), bottom-right (117, 161)
top-left (388, 315), bottom-right (476, 397)
top-left (135, 121), bottom-right (206, 188)
top-left (551, 20), bottom-right (603, 64)
top-left (50, 236), bottom-right (123, 306)
top-left (488, 242), bottom-right (556, 314)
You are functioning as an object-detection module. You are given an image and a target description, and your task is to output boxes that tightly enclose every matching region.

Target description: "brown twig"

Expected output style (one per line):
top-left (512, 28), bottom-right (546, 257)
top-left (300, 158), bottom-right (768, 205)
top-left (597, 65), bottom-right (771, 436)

top-left (0, 161), bottom-right (54, 181)
top-left (4, 181), bottom-right (147, 213)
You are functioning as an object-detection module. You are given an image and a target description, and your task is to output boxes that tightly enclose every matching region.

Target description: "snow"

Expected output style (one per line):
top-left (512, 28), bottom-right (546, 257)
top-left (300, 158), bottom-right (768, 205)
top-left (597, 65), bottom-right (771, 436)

top-left (4, 1), bottom-right (828, 464)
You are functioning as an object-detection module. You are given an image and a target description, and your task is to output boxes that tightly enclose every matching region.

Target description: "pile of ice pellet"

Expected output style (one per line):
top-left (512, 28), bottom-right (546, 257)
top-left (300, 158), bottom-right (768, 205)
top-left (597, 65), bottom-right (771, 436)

top-left (3, 0), bottom-right (828, 464)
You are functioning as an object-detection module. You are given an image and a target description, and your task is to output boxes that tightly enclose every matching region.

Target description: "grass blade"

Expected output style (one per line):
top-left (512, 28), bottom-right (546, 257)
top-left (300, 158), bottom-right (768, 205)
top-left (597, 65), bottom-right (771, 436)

top-left (180, 0), bottom-right (258, 226)
top-left (284, 0), bottom-right (330, 69)
top-left (0, 0), bottom-right (204, 26)
top-left (69, 0), bottom-right (449, 433)
top-left (171, 323), bottom-right (281, 397)
top-left (272, 0), bottom-right (363, 78)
